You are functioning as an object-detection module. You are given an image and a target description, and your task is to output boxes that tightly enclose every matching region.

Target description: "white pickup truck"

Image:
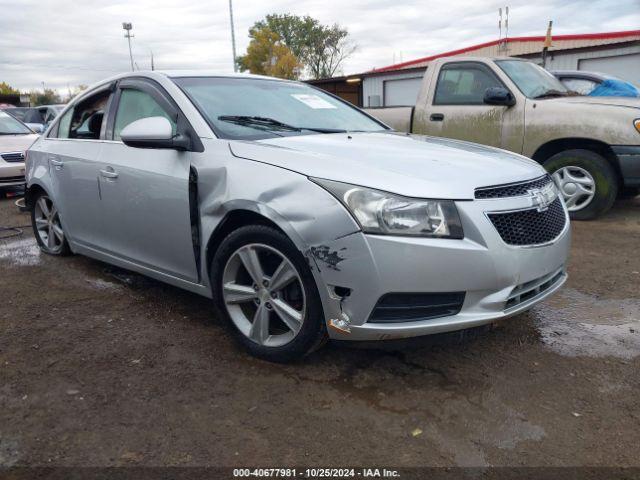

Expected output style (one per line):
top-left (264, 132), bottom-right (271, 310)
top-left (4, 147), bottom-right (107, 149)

top-left (365, 56), bottom-right (640, 219)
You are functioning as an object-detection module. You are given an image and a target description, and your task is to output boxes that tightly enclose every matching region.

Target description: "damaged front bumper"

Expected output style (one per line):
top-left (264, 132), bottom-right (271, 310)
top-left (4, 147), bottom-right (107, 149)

top-left (307, 198), bottom-right (571, 341)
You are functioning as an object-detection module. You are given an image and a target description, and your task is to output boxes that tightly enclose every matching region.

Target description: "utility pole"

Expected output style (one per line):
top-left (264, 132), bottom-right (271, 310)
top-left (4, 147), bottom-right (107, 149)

top-left (498, 7), bottom-right (510, 54)
top-left (542, 21), bottom-right (553, 68)
top-left (228, 0), bottom-right (238, 72)
top-left (122, 22), bottom-right (135, 72)
top-left (150, 48), bottom-right (155, 71)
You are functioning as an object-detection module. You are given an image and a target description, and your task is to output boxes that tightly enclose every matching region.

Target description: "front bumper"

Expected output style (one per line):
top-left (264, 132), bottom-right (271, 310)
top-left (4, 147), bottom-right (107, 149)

top-left (310, 195), bottom-right (571, 341)
top-left (0, 161), bottom-right (26, 188)
top-left (613, 145), bottom-right (640, 187)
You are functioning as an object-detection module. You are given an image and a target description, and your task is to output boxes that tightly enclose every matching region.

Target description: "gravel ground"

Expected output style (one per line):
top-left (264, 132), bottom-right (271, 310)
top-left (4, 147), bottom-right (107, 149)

top-left (0, 194), bottom-right (639, 470)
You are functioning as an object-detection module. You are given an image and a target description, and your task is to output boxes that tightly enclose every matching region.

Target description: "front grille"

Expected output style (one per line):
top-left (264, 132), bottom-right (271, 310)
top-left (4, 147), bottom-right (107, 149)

top-left (0, 175), bottom-right (26, 184)
top-left (1, 152), bottom-right (25, 163)
top-left (505, 269), bottom-right (565, 310)
top-left (488, 198), bottom-right (566, 246)
top-left (368, 292), bottom-right (465, 323)
top-left (475, 175), bottom-right (552, 199)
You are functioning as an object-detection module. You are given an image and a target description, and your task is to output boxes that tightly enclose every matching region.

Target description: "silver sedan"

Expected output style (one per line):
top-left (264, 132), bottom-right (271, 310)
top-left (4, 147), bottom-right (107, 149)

top-left (25, 71), bottom-right (570, 361)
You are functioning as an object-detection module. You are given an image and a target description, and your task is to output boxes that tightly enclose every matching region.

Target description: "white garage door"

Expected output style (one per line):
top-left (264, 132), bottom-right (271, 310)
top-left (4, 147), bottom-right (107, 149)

top-left (383, 77), bottom-right (423, 106)
top-left (579, 53), bottom-right (640, 87)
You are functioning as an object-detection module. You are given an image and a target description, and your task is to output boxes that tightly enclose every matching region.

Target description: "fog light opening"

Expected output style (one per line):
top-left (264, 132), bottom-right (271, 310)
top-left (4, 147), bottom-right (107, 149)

top-left (332, 285), bottom-right (351, 298)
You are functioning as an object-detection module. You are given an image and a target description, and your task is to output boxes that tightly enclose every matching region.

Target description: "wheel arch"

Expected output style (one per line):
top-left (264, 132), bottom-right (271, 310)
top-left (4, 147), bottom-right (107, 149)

top-left (531, 138), bottom-right (622, 187)
top-left (203, 205), bottom-right (307, 284)
top-left (24, 182), bottom-right (49, 210)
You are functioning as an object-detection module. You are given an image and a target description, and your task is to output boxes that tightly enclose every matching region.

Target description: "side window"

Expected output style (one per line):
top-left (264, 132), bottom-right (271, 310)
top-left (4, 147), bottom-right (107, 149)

top-left (434, 65), bottom-right (502, 105)
top-left (561, 78), bottom-right (597, 95)
top-left (68, 91), bottom-right (111, 140)
top-left (113, 89), bottom-right (177, 140)
top-left (44, 109), bottom-right (57, 124)
top-left (24, 109), bottom-right (45, 124)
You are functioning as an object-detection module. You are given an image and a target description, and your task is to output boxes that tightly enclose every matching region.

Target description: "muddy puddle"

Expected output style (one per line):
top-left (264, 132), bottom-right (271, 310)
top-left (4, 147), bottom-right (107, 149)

top-left (534, 287), bottom-right (640, 359)
top-left (0, 236), bottom-right (41, 267)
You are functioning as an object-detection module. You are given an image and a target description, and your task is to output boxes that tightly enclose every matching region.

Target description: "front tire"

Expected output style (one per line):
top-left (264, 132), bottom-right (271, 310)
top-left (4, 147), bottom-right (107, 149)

top-left (543, 149), bottom-right (617, 220)
top-left (211, 225), bottom-right (327, 362)
top-left (30, 191), bottom-right (71, 255)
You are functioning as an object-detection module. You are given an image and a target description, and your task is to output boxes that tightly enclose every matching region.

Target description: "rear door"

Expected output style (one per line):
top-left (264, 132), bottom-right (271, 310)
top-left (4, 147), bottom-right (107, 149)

top-left (45, 86), bottom-right (113, 248)
top-left (97, 79), bottom-right (199, 282)
top-left (419, 62), bottom-right (517, 149)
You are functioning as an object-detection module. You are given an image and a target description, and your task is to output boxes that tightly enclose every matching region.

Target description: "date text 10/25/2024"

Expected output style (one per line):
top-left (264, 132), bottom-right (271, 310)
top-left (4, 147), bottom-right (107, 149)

top-left (233, 468), bottom-right (400, 478)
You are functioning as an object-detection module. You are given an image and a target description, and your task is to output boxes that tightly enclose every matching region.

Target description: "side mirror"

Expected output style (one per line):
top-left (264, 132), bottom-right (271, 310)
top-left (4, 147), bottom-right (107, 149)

top-left (483, 87), bottom-right (516, 107)
top-left (120, 116), bottom-right (190, 151)
top-left (27, 123), bottom-right (44, 134)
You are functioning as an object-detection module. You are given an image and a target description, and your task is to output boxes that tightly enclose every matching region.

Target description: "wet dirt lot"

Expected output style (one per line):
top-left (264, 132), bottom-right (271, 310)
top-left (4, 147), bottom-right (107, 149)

top-left (0, 196), bottom-right (639, 469)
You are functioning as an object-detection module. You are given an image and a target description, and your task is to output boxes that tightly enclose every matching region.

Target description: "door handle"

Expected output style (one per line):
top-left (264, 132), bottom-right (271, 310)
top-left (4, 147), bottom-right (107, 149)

top-left (430, 113), bottom-right (444, 122)
top-left (49, 157), bottom-right (63, 168)
top-left (99, 167), bottom-right (119, 179)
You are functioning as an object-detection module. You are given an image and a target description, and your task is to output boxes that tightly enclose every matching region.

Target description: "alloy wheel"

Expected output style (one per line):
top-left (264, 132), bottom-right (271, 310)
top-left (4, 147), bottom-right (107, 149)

top-left (222, 243), bottom-right (306, 348)
top-left (34, 195), bottom-right (65, 253)
top-left (552, 166), bottom-right (596, 212)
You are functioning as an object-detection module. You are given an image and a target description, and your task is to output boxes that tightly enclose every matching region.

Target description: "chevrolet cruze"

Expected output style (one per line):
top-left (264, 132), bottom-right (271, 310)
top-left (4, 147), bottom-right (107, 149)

top-left (25, 71), bottom-right (570, 361)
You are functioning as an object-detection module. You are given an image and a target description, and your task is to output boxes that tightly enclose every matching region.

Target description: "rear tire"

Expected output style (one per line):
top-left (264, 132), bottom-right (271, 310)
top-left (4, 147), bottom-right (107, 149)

top-left (543, 149), bottom-right (617, 220)
top-left (211, 225), bottom-right (327, 362)
top-left (30, 191), bottom-right (71, 255)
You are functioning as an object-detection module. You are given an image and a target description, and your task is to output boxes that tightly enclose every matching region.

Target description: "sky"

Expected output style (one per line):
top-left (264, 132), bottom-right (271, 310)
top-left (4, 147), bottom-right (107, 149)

top-left (1, 0), bottom-right (639, 93)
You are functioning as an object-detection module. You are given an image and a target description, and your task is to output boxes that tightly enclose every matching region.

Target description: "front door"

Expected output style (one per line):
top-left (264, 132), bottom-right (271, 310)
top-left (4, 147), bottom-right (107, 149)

top-left (97, 81), bottom-right (199, 282)
top-left (419, 62), bottom-right (512, 148)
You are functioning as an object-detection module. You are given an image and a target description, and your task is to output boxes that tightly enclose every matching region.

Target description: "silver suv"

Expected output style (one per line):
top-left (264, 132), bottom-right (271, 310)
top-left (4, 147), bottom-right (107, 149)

top-left (25, 72), bottom-right (570, 361)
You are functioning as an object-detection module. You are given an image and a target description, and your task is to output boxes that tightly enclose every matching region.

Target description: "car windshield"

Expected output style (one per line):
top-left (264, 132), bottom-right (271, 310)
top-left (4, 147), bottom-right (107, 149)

top-left (173, 77), bottom-right (386, 140)
top-left (5, 108), bottom-right (28, 121)
top-left (0, 111), bottom-right (32, 135)
top-left (496, 60), bottom-right (569, 99)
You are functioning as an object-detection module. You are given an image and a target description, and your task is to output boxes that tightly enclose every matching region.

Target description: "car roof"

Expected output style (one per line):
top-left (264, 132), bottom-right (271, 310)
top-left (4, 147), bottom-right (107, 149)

top-left (551, 70), bottom-right (610, 81)
top-left (88, 70), bottom-right (293, 86)
top-left (435, 56), bottom-right (530, 62)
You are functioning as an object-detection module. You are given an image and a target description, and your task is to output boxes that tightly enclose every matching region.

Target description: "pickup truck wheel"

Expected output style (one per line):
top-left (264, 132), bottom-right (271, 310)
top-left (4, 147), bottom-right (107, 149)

top-left (211, 225), bottom-right (327, 363)
top-left (543, 149), bottom-right (617, 220)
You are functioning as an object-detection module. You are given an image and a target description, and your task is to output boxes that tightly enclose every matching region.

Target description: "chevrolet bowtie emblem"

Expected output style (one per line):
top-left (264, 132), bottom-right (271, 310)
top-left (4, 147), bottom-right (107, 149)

top-left (529, 182), bottom-right (557, 212)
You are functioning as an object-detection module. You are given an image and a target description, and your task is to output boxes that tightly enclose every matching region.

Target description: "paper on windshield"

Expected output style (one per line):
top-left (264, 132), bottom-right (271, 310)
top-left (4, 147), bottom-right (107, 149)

top-left (291, 94), bottom-right (337, 109)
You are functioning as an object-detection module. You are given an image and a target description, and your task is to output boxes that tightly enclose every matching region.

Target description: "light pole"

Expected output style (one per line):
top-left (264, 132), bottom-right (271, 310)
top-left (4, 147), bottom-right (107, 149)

top-left (122, 22), bottom-right (135, 71)
top-left (228, 0), bottom-right (237, 72)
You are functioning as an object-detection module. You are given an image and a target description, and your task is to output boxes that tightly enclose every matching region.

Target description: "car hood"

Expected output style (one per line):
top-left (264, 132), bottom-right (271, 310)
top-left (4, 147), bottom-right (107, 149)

top-left (0, 134), bottom-right (39, 154)
top-left (229, 132), bottom-right (545, 199)
top-left (543, 96), bottom-right (640, 109)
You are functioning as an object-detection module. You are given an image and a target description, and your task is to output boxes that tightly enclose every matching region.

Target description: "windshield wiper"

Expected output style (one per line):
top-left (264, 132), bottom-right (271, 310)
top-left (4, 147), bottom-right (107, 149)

top-left (533, 89), bottom-right (568, 99)
top-left (218, 115), bottom-right (302, 132)
top-left (218, 115), bottom-right (347, 134)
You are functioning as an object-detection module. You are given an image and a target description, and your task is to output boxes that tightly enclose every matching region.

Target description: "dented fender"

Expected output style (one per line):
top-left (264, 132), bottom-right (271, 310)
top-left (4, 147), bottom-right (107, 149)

top-left (190, 139), bottom-right (362, 323)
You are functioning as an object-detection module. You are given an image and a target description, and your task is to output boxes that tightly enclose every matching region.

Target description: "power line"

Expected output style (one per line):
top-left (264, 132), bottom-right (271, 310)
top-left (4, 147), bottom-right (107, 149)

top-left (0, 60), bottom-right (117, 71)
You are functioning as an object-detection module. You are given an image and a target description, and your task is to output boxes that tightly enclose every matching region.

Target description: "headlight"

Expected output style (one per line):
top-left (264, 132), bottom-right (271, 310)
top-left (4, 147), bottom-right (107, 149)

top-left (634, 119), bottom-right (640, 134)
top-left (312, 178), bottom-right (464, 238)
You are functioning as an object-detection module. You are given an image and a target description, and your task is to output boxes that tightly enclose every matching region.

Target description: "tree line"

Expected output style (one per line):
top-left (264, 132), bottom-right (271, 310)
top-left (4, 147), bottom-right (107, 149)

top-left (0, 82), bottom-right (87, 106)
